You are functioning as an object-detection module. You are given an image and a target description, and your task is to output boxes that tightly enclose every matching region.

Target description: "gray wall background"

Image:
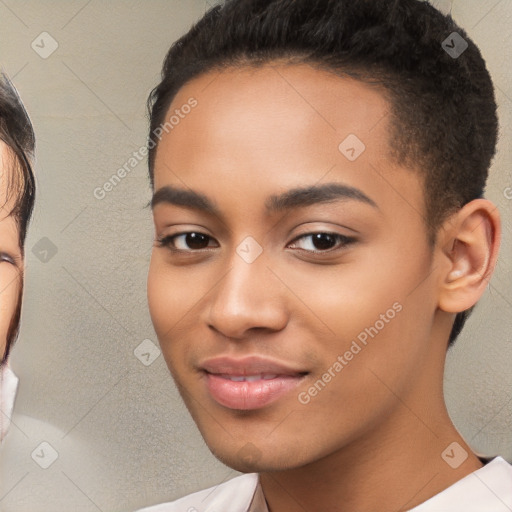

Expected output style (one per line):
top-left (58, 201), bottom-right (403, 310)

top-left (0, 1), bottom-right (510, 511)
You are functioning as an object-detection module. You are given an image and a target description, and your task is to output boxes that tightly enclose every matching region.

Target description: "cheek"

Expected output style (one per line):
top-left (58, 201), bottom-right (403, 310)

top-left (147, 255), bottom-right (208, 362)
top-left (314, 256), bottom-right (436, 402)
top-left (0, 269), bottom-right (21, 357)
top-left (148, 257), bottom-right (190, 331)
top-left (296, 240), bottom-right (435, 374)
top-left (280, 250), bottom-right (412, 341)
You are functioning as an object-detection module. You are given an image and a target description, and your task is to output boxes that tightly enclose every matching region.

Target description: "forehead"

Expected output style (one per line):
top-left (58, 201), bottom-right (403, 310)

top-left (162, 63), bottom-right (390, 163)
top-left (153, 63), bottom-right (425, 222)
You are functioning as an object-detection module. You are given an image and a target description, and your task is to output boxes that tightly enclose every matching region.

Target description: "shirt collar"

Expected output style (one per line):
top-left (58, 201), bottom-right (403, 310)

top-left (248, 479), bottom-right (269, 512)
top-left (0, 363), bottom-right (19, 443)
top-left (409, 456), bottom-right (512, 511)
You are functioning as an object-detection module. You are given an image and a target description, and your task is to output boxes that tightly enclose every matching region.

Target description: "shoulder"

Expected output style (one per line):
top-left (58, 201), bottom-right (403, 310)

top-left (136, 473), bottom-right (259, 512)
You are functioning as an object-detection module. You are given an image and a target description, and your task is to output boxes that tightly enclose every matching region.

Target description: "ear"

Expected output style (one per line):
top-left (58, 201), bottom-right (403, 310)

top-left (437, 199), bottom-right (501, 314)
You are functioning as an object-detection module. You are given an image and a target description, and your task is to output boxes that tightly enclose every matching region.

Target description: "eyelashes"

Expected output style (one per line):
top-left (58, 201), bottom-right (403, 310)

top-left (0, 252), bottom-right (18, 266)
top-left (287, 232), bottom-right (355, 253)
top-left (157, 232), bottom-right (218, 254)
top-left (156, 231), bottom-right (356, 256)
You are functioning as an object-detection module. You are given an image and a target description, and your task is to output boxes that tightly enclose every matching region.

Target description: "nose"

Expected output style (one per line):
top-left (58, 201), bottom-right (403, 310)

top-left (205, 251), bottom-right (289, 340)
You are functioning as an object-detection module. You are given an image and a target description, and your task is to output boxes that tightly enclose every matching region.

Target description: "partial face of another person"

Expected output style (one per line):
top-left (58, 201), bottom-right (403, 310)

top-left (0, 141), bottom-right (23, 362)
top-left (147, 64), bottom-right (457, 472)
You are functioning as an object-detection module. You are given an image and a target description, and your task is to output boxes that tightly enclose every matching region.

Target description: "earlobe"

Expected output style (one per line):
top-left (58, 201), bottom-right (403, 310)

top-left (438, 199), bottom-right (501, 314)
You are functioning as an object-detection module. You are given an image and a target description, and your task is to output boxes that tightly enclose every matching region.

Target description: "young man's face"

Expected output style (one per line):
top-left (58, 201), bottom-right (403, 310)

top-left (148, 64), bottom-right (448, 472)
top-left (0, 142), bottom-right (23, 361)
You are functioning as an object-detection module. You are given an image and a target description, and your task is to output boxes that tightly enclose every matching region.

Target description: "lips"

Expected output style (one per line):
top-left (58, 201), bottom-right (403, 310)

top-left (218, 373), bottom-right (278, 382)
top-left (200, 356), bottom-right (307, 410)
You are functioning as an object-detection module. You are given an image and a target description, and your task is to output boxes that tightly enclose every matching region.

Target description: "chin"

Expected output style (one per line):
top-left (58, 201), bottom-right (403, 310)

top-left (212, 450), bottom-right (293, 473)
top-left (206, 437), bottom-right (313, 473)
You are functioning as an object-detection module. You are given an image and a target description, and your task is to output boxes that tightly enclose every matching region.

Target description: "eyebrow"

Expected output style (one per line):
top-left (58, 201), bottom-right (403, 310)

top-left (151, 182), bottom-right (377, 215)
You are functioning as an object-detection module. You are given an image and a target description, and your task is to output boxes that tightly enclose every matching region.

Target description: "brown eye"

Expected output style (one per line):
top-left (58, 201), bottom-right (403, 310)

top-left (310, 233), bottom-right (337, 250)
top-left (288, 232), bottom-right (356, 253)
top-left (157, 232), bottom-right (217, 252)
top-left (181, 233), bottom-right (210, 250)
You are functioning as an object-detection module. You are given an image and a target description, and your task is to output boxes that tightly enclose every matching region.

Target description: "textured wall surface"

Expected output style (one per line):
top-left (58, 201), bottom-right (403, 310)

top-left (0, 1), bottom-right (510, 511)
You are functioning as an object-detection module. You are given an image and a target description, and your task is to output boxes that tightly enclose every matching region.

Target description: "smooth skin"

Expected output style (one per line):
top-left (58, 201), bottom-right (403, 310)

top-left (0, 141), bottom-right (24, 361)
top-left (147, 63), bottom-right (500, 512)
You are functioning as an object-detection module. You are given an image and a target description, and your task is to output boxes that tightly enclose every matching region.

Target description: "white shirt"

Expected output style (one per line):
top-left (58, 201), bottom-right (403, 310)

top-left (0, 364), bottom-right (18, 443)
top-left (137, 456), bottom-right (512, 512)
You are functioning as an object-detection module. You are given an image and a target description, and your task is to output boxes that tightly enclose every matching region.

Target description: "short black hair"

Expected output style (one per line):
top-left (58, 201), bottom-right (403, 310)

top-left (0, 72), bottom-right (36, 365)
top-left (147, 0), bottom-right (498, 346)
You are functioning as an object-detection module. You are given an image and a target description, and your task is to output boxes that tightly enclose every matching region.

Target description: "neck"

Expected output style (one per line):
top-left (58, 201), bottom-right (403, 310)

top-left (261, 411), bottom-right (482, 511)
